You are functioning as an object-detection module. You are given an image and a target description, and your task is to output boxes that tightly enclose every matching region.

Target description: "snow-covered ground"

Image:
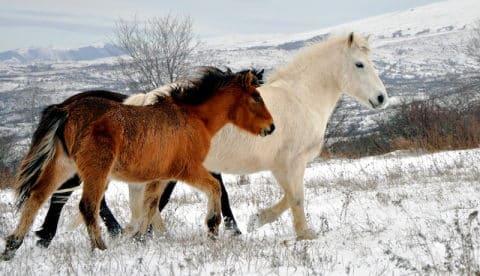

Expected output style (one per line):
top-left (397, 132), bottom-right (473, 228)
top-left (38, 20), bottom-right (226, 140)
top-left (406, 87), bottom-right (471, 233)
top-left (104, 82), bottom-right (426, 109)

top-left (1, 149), bottom-right (479, 274)
top-left (1, 1), bottom-right (480, 273)
top-left (2, 0), bottom-right (480, 159)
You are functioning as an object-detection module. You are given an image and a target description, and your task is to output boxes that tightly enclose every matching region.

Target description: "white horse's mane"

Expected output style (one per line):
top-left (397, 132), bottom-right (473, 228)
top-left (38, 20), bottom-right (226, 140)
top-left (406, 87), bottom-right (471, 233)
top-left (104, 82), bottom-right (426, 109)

top-left (123, 81), bottom-right (190, 106)
top-left (267, 33), bottom-right (370, 84)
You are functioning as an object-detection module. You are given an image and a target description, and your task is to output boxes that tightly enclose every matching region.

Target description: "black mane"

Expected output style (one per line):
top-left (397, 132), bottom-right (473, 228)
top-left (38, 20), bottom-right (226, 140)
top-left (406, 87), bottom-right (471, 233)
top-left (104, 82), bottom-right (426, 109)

top-left (167, 66), bottom-right (263, 106)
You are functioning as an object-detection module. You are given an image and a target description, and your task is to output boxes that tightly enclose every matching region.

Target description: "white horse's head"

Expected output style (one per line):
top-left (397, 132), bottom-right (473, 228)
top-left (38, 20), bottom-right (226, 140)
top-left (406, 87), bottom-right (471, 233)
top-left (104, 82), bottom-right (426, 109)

top-left (341, 33), bottom-right (388, 109)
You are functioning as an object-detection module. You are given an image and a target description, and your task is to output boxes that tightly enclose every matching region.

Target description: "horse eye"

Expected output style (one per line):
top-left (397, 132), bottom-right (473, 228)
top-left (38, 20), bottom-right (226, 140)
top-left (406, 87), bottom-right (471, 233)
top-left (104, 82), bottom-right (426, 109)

top-left (355, 62), bottom-right (364, 69)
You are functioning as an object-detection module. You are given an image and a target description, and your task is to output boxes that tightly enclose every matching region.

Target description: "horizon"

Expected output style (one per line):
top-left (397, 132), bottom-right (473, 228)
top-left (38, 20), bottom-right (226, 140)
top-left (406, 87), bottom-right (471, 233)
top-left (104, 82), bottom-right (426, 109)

top-left (0, 0), bottom-right (442, 51)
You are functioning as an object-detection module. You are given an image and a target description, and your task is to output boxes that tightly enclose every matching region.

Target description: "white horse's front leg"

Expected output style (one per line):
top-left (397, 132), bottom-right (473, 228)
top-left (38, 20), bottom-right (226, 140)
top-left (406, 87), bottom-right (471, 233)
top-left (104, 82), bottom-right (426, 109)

top-left (280, 164), bottom-right (316, 240)
top-left (247, 195), bottom-right (288, 232)
top-left (125, 184), bottom-right (145, 235)
top-left (249, 163), bottom-right (316, 240)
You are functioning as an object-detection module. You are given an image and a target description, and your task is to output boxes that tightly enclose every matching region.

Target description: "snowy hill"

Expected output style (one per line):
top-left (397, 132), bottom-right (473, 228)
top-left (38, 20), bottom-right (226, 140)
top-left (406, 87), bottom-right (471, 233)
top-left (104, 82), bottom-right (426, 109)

top-left (1, 0), bottom-right (479, 64)
top-left (0, 0), bottom-right (479, 155)
top-left (0, 43), bottom-right (123, 63)
top-left (207, 0), bottom-right (480, 49)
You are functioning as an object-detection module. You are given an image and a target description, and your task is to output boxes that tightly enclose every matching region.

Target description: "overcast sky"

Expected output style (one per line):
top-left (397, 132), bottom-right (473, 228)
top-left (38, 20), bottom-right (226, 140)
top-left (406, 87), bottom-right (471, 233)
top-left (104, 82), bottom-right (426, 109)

top-left (0, 0), bottom-right (442, 51)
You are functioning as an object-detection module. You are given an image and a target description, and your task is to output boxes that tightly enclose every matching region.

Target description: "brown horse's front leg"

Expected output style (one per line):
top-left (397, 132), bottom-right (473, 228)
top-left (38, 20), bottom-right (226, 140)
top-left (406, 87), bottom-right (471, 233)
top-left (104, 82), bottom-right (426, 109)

top-left (181, 167), bottom-right (222, 237)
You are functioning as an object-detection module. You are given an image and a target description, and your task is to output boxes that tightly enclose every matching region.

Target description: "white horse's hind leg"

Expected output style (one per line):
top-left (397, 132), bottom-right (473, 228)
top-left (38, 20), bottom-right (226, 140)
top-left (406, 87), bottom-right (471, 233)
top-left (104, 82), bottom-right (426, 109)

top-left (136, 181), bottom-right (167, 237)
top-left (125, 184), bottom-right (145, 235)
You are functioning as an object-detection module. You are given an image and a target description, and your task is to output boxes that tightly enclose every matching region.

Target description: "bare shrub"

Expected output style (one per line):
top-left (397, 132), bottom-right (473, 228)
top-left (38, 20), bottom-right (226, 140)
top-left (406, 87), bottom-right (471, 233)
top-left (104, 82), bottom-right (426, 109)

top-left (466, 20), bottom-right (480, 65)
top-left (322, 99), bottom-right (480, 158)
top-left (0, 135), bottom-right (15, 189)
top-left (113, 15), bottom-right (203, 92)
top-left (383, 100), bottom-right (480, 152)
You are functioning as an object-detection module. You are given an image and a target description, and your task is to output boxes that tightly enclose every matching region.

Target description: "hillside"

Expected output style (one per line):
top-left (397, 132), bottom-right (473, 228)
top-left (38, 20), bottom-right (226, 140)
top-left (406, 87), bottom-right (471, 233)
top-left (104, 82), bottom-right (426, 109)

top-left (0, 0), bottom-right (479, 157)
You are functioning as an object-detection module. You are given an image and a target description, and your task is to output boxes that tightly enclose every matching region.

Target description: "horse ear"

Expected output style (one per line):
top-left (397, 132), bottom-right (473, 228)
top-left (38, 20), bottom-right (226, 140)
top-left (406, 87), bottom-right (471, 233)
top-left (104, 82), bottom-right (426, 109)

top-left (257, 69), bottom-right (265, 84)
top-left (348, 32), bottom-right (354, 48)
top-left (243, 71), bottom-right (254, 89)
top-left (258, 69), bottom-right (265, 78)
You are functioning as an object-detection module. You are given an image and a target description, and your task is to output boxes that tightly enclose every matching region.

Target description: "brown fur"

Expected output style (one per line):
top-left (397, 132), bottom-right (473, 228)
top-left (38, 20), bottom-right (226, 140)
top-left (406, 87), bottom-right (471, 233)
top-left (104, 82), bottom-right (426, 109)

top-left (2, 68), bottom-right (274, 259)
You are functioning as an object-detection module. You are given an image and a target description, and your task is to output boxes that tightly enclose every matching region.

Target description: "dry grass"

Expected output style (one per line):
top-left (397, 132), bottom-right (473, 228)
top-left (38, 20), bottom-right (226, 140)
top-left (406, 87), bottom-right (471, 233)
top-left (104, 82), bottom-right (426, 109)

top-left (323, 99), bottom-right (480, 159)
top-left (0, 169), bottom-right (15, 190)
top-left (0, 135), bottom-right (16, 190)
top-left (385, 99), bottom-right (480, 151)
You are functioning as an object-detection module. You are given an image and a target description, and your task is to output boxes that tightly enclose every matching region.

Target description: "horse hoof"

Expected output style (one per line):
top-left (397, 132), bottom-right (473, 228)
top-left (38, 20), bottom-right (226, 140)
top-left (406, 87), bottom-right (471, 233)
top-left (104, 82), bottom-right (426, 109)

top-left (36, 238), bottom-right (52, 248)
top-left (296, 229), bottom-right (318, 240)
top-left (247, 214), bottom-right (261, 233)
top-left (1, 251), bottom-right (15, 261)
top-left (208, 232), bottom-right (218, 241)
top-left (224, 218), bottom-right (242, 236)
top-left (93, 239), bottom-right (107, 251)
top-left (225, 226), bottom-right (242, 236)
top-left (107, 227), bottom-right (122, 238)
top-left (132, 232), bottom-right (147, 244)
top-left (123, 224), bottom-right (137, 236)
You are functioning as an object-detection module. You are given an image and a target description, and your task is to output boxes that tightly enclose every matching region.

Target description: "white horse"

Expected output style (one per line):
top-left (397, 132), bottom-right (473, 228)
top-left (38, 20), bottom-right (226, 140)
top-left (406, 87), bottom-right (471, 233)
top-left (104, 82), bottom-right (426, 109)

top-left (126, 33), bottom-right (388, 239)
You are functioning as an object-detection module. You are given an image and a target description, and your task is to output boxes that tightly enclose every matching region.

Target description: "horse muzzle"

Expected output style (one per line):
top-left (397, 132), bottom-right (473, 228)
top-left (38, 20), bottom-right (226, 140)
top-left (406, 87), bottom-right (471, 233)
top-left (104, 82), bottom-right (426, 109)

top-left (260, 123), bottom-right (275, 137)
top-left (369, 92), bottom-right (388, 109)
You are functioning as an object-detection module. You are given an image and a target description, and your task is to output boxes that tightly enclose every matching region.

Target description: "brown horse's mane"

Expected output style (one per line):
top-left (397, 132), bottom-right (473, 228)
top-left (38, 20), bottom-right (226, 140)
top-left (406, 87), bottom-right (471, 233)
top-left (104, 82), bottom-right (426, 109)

top-left (156, 67), bottom-right (262, 106)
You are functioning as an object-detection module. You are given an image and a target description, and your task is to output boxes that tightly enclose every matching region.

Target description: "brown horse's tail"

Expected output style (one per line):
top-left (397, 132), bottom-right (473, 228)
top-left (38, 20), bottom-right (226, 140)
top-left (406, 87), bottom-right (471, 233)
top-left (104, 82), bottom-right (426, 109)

top-left (15, 105), bottom-right (68, 209)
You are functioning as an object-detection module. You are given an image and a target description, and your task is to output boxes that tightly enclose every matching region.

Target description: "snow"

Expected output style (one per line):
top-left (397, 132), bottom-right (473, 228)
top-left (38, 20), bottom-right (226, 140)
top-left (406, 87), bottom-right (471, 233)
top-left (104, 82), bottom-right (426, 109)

top-left (207, 0), bottom-right (480, 49)
top-left (1, 0), bottom-right (480, 273)
top-left (0, 149), bottom-right (479, 274)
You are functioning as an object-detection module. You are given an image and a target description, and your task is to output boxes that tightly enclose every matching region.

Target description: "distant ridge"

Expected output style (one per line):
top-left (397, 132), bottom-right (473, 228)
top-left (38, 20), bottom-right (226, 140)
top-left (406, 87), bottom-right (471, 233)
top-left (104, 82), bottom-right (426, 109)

top-left (0, 43), bottom-right (124, 63)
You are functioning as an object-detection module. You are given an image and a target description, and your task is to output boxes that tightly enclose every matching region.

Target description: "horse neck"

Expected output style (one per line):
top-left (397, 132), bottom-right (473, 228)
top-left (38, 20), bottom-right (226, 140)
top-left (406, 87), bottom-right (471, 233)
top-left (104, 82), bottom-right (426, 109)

top-left (182, 94), bottom-right (232, 136)
top-left (272, 44), bottom-right (345, 116)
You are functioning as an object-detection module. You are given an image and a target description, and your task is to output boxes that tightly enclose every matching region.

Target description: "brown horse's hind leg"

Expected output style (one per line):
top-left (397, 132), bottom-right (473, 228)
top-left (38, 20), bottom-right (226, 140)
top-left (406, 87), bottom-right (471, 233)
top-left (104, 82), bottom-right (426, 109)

top-left (181, 167), bottom-right (222, 237)
top-left (76, 134), bottom-right (116, 251)
top-left (2, 150), bottom-right (74, 260)
top-left (78, 180), bottom-right (109, 251)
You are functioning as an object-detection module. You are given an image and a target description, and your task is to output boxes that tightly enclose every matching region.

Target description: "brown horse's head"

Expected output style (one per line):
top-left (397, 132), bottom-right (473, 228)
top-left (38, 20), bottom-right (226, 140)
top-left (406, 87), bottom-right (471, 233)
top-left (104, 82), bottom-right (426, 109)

top-left (169, 67), bottom-right (274, 136)
top-left (226, 69), bottom-right (274, 137)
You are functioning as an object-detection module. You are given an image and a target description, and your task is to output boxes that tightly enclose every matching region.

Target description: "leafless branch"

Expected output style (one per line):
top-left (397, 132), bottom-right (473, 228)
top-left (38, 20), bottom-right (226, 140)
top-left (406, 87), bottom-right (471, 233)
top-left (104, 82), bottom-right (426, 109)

top-left (466, 20), bottom-right (480, 65)
top-left (113, 15), bottom-right (207, 92)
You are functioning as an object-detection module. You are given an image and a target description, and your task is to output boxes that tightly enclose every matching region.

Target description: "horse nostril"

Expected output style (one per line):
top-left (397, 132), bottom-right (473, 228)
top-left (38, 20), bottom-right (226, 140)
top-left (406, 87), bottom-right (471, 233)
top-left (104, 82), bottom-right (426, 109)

top-left (269, 123), bottom-right (275, 133)
top-left (264, 123), bottom-right (275, 135)
top-left (377, 94), bottom-right (384, 104)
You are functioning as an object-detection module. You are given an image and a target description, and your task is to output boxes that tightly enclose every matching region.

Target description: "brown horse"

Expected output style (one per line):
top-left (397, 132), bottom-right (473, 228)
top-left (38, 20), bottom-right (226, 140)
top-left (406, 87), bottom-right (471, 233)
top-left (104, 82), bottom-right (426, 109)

top-left (1, 67), bottom-right (275, 260)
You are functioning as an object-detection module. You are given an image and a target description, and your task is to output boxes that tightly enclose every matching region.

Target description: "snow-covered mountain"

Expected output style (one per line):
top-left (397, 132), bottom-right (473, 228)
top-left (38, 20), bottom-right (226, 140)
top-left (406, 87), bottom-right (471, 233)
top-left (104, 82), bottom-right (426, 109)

top-left (0, 0), bottom-right (479, 151)
top-left (0, 43), bottom-right (123, 63)
top-left (207, 0), bottom-right (480, 50)
top-left (1, 0), bottom-right (479, 64)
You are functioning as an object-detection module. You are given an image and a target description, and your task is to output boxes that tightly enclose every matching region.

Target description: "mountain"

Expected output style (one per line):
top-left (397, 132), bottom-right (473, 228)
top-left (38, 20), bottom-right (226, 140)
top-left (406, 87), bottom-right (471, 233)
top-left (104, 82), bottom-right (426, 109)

top-left (1, 0), bottom-right (479, 161)
top-left (2, 0), bottom-right (480, 64)
top-left (206, 0), bottom-right (480, 80)
top-left (0, 43), bottom-right (124, 63)
top-left (207, 0), bottom-right (480, 50)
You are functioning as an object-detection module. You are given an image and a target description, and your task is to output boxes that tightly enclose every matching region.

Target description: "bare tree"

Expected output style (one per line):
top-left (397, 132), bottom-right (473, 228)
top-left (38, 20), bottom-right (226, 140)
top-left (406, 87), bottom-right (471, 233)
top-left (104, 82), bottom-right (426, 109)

top-left (466, 20), bottom-right (480, 65)
top-left (113, 15), bottom-right (202, 92)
